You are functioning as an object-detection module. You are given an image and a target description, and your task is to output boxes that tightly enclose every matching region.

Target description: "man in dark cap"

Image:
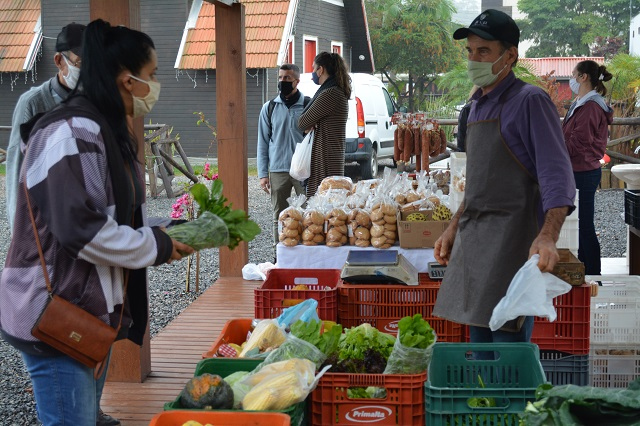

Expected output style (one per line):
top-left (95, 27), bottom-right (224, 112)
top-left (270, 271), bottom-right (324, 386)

top-left (4, 22), bottom-right (121, 426)
top-left (6, 23), bottom-right (84, 233)
top-left (433, 10), bottom-right (576, 347)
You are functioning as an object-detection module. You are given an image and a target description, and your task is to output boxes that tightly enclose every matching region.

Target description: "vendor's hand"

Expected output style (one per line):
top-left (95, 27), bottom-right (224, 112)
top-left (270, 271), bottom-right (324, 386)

top-left (529, 235), bottom-right (559, 272)
top-left (260, 177), bottom-right (270, 194)
top-left (168, 239), bottom-right (194, 264)
top-left (434, 224), bottom-right (457, 265)
top-left (305, 126), bottom-right (315, 134)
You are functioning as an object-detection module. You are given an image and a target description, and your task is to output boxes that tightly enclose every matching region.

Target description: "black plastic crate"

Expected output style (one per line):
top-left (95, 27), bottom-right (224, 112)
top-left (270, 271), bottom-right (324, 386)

top-left (540, 350), bottom-right (589, 386)
top-left (625, 189), bottom-right (640, 229)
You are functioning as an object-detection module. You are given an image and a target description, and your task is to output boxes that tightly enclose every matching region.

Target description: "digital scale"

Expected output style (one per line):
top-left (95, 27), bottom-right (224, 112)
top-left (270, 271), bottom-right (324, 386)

top-left (340, 250), bottom-right (419, 286)
top-left (428, 262), bottom-right (447, 280)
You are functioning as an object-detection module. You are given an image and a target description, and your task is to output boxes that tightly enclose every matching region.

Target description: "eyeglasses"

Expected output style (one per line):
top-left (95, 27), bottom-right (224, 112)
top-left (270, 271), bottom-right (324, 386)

top-left (61, 52), bottom-right (82, 68)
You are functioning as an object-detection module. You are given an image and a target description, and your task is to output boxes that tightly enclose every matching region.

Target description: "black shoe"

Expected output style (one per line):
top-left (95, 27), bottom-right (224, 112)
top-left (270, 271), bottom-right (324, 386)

top-left (97, 409), bottom-right (121, 426)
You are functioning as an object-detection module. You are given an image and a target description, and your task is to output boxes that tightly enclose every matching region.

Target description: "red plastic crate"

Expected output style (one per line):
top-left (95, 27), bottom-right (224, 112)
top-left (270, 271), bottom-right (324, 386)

top-left (531, 284), bottom-right (591, 354)
top-left (150, 409), bottom-right (291, 425)
top-left (337, 275), bottom-right (463, 341)
top-left (311, 371), bottom-right (427, 425)
top-left (202, 318), bottom-right (254, 359)
top-left (254, 269), bottom-right (340, 322)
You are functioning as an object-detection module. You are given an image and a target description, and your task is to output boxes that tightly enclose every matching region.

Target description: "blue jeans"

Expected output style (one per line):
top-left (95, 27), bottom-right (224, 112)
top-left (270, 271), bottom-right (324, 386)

top-left (21, 350), bottom-right (111, 426)
top-left (574, 169), bottom-right (602, 275)
top-left (469, 316), bottom-right (534, 360)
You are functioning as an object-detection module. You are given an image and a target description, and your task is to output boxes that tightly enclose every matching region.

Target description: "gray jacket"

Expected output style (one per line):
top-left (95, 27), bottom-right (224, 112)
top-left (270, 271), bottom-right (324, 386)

top-left (6, 76), bottom-right (68, 233)
top-left (256, 92), bottom-right (307, 178)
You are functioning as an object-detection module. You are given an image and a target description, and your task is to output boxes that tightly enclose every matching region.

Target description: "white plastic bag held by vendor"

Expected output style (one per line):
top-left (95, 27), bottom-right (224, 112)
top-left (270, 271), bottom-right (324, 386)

top-left (489, 254), bottom-right (572, 331)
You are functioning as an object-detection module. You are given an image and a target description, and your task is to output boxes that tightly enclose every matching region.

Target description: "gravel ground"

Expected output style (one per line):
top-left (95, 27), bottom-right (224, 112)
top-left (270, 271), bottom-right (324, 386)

top-left (0, 161), bottom-right (627, 424)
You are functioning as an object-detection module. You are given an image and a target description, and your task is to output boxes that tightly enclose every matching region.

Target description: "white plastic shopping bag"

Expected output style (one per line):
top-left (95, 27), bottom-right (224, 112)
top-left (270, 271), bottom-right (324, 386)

top-left (241, 262), bottom-right (275, 280)
top-left (489, 254), bottom-right (572, 331)
top-left (289, 130), bottom-right (313, 181)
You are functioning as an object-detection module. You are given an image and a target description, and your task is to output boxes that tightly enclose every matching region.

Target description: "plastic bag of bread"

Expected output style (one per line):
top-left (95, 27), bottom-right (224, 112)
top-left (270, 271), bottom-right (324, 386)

top-left (301, 197), bottom-right (326, 246)
top-left (347, 182), bottom-right (372, 210)
top-left (278, 194), bottom-right (306, 247)
top-left (318, 176), bottom-right (353, 195)
top-left (367, 168), bottom-right (400, 248)
top-left (325, 207), bottom-right (349, 247)
top-left (348, 208), bottom-right (371, 247)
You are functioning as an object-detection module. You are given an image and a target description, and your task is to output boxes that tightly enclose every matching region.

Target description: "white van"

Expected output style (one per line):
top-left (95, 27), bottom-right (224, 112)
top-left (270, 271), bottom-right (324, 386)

top-left (297, 73), bottom-right (401, 179)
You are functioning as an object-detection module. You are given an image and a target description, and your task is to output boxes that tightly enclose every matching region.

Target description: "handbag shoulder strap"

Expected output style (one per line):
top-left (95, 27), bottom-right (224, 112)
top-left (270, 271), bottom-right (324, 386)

top-left (23, 182), bottom-right (129, 332)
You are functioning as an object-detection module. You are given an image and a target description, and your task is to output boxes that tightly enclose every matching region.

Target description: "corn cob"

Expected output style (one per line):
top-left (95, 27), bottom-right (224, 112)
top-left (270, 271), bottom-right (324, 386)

top-left (238, 321), bottom-right (285, 357)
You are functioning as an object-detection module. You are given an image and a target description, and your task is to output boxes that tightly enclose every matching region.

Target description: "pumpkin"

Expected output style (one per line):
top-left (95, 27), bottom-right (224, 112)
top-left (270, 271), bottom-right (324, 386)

top-left (179, 373), bottom-right (234, 409)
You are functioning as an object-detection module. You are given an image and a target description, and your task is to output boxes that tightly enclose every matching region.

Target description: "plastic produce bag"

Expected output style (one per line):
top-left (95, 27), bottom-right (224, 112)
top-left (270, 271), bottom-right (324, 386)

top-left (259, 333), bottom-right (327, 369)
top-left (241, 262), bottom-right (275, 280)
top-left (275, 298), bottom-right (321, 328)
top-left (290, 130), bottom-right (313, 181)
top-left (489, 254), bottom-right (572, 331)
top-left (383, 332), bottom-right (437, 375)
top-left (165, 211), bottom-right (229, 251)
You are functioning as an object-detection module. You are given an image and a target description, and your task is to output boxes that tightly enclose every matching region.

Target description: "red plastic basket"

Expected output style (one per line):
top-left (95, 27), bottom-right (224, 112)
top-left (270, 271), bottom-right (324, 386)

top-left (254, 269), bottom-right (340, 322)
top-left (311, 371), bottom-right (427, 425)
top-left (149, 409), bottom-right (291, 425)
top-left (202, 318), bottom-right (254, 359)
top-left (531, 284), bottom-right (591, 354)
top-left (337, 275), bottom-right (463, 341)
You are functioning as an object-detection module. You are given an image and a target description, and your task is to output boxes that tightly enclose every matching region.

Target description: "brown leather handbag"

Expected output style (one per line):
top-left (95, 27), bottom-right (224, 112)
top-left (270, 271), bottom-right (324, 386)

top-left (25, 183), bottom-right (127, 374)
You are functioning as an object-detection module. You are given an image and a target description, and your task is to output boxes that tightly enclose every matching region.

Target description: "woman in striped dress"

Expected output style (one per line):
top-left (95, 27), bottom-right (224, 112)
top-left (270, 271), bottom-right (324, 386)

top-left (298, 52), bottom-right (351, 196)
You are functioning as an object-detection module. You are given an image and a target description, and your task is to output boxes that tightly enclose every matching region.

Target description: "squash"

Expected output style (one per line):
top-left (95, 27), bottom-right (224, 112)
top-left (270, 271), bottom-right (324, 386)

top-left (179, 373), bottom-right (234, 409)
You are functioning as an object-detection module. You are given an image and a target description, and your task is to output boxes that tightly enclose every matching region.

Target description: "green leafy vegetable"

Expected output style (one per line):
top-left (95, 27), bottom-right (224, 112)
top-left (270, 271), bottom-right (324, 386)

top-left (166, 211), bottom-right (229, 252)
top-left (170, 181), bottom-right (260, 251)
top-left (397, 313), bottom-right (435, 349)
top-left (339, 323), bottom-right (395, 361)
top-left (519, 379), bottom-right (640, 425)
top-left (290, 319), bottom-right (342, 357)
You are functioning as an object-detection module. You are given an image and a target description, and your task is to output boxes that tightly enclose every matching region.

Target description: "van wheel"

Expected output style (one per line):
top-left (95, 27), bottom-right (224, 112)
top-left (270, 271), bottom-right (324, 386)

top-left (360, 149), bottom-right (378, 179)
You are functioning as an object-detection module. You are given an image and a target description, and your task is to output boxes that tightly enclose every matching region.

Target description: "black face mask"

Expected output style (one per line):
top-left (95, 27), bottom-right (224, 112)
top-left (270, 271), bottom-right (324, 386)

top-left (278, 81), bottom-right (294, 96)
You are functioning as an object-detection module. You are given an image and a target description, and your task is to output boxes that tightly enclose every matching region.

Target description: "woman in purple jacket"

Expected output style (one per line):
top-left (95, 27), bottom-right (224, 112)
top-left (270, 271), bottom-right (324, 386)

top-left (562, 60), bottom-right (613, 275)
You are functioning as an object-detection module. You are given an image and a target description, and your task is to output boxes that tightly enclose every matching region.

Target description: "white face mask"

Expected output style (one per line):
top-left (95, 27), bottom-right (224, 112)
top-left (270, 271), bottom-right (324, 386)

top-left (128, 74), bottom-right (161, 118)
top-left (62, 55), bottom-right (80, 90)
top-left (569, 77), bottom-right (581, 95)
top-left (467, 51), bottom-right (508, 88)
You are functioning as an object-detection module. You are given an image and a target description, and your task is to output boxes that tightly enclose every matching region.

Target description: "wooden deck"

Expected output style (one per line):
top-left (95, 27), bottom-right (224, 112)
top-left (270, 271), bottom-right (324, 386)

top-left (100, 277), bottom-right (261, 425)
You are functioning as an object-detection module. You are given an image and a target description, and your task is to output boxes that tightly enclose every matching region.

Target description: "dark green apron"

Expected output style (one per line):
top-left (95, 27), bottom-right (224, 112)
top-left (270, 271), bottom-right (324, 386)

top-left (433, 89), bottom-right (540, 332)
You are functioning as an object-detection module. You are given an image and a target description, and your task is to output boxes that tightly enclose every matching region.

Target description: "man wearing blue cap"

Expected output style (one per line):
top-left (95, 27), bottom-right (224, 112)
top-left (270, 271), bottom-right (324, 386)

top-left (433, 10), bottom-right (576, 345)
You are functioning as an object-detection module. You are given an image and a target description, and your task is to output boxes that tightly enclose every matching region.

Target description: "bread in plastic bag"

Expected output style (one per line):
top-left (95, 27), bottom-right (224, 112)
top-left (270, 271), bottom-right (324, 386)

top-left (489, 254), bottom-right (572, 331)
top-left (278, 194), bottom-right (306, 246)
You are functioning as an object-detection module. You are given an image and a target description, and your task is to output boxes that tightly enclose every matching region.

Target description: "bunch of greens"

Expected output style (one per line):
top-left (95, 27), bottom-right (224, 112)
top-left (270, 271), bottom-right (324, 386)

top-left (290, 320), bottom-right (343, 357)
top-left (382, 314), bottom-right (437, 375)
top-left (167, 181), bottom-right (260, 251)
top-left (339, 323), bottom-right (395, 362)
top-left (519, 379), bottom-right (640, 425)
top-left (397, 313), bottom-right (435, 349)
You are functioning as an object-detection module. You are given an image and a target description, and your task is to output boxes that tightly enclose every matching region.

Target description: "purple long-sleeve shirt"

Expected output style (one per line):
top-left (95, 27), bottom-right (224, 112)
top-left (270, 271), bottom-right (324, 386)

top-left (469, 72), bottom-right (576, 222)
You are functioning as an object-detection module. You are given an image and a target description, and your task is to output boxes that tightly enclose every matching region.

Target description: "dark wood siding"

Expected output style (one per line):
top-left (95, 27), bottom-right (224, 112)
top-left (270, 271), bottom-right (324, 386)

top-left (293, 0), bottom-right (352, 70)
top-left (0, 0), bottom-right (89, 150)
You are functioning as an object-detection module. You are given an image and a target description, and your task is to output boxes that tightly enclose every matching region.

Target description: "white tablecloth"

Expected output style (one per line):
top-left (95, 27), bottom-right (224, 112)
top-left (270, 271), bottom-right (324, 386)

top-left (276, 243), bottom-right (435, 273)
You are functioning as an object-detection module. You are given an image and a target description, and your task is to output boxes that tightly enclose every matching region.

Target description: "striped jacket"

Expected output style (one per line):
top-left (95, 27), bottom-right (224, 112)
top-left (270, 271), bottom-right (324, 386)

top-left (298, 85), bottom-right (348, 196)
top-left (0, 96), bottom-right (173, 354)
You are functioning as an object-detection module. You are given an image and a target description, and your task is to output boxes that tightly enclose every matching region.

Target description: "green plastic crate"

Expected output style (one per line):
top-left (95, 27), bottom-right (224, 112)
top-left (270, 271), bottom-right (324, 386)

top-left (425, 343), bottom-right (547, 426)
top-left (164, 357), bottom-right (305, 426)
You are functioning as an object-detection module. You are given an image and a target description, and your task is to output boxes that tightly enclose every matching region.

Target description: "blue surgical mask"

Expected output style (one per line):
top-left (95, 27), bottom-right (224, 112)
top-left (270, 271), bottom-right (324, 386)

top-left (312, 70), bottom-right (320, 85)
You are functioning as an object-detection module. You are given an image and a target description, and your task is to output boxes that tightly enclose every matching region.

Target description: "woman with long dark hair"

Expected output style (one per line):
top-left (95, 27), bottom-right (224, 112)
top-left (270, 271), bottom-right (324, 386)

top-left (298, 51), bottom-right (351, 196)
top-left (0, 19), bottom-right (192, 425)
top-left (563, 60), bottom-right (613, 275)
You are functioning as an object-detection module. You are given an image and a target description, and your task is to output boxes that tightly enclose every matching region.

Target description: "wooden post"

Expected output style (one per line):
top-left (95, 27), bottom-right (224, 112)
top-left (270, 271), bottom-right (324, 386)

top-left (215, 1), bottom-right (249, 277)
top-left (90, 0), bottom-right (151, 383)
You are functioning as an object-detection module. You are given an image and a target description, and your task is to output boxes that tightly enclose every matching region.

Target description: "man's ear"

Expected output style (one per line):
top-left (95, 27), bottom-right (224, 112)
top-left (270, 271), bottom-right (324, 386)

top-left (53, 53), bottom-right (63, 70)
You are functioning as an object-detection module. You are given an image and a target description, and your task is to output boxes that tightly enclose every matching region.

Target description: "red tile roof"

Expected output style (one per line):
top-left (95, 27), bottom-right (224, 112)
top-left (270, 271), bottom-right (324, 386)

top-left (0, 0), bottom-right (42, 72)
top-left (520, 57), bottom-right (605, 79)
top-left (178, 0), bottom-right (291, 69)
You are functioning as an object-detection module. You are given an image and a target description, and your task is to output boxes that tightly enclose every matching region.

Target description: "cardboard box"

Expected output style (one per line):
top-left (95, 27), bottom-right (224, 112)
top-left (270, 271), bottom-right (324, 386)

top-left (397, 210), bottom-right (449, 248)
